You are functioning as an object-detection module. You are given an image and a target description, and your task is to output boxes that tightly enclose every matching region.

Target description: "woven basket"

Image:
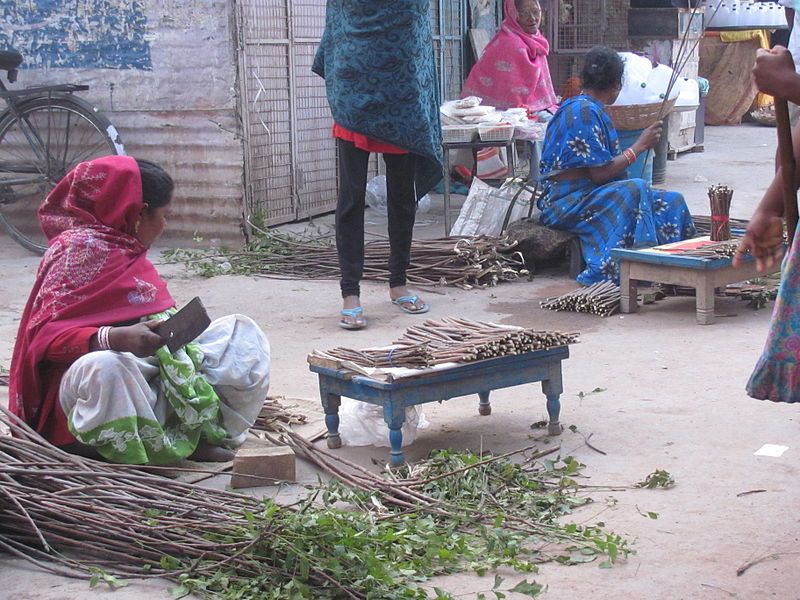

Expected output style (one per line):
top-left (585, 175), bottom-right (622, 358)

top-left (605, 98), bottom-right (676, 131)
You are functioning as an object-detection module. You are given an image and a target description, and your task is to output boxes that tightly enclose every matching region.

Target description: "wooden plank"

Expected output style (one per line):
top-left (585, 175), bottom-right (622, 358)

top-left (469, 28), bottom-right (492, 59)
top-left (611, 246), bottom-right (754, 270)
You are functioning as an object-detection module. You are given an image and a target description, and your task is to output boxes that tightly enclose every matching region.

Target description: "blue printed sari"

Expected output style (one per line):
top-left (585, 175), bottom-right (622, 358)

top-left (537, 95), bottom-right (695, 285)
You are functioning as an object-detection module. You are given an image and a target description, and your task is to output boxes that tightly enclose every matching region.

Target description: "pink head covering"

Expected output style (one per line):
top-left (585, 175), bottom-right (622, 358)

top-left (461, 0), bottom-right (558, 113)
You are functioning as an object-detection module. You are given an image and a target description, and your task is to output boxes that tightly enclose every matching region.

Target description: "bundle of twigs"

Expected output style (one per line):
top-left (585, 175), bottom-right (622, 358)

top-left (323, 342), bottom-right (433, 369)
top-left (674, 240), bottom-right (740, 259)
top-left (319, 318), bottom-right (577, 369)
top-left (540, 281), bottom-right (621, 317)
top-left (177, 231), bottom-right (529, 289)
top-left (250, 396), bottom-right (309, 433)
top-left (708, 185), bottom-right (735, 241)
top-left (692, 215), bottom-right (749, 237)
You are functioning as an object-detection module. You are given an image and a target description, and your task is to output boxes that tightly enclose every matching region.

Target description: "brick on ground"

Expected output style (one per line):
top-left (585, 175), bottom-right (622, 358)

top-left (230, 445), bottom-right (296, 489)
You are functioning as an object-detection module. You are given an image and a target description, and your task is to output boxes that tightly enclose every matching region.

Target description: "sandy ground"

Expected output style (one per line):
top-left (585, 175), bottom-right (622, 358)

top-left (2, 124), bottom-right (800, 600)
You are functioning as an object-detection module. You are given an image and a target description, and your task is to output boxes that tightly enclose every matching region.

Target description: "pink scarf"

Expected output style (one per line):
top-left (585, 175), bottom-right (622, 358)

top-left (461, 0), bottom-right (558, 113)
top-left (9, 156), bottom-right (175, 429)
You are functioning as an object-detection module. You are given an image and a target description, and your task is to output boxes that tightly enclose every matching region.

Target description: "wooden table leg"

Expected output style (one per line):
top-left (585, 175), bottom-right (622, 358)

top-left (542, 364), bottom-right (564, 436)
top-left (478, 391), bottom-right (492, 416)
top-left (320, 384), bottom-right (342, 449)
top-left (696, 275), bottom-right (716, 325)
top-left (619, 261), bottom-right (638, 314)
top-left (383, 402), bottom-right (407, 467)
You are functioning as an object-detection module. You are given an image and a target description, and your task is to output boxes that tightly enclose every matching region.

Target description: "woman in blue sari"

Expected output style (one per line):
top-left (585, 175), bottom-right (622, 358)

top-left (537, 47), bottom-right (695, 285)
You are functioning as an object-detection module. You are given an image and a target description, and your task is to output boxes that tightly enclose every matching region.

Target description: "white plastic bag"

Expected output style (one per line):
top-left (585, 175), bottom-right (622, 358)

top-left (365, 175), bottom-right (430, 215)
top-left (338, 398), bottom-right (430, 448)
top-left (450, 177), bottom-right (532, 237)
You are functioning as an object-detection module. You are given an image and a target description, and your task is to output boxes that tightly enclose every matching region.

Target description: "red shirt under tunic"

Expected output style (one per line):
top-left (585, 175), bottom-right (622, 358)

top-left (332, 124), bottom-right (408, 155)
top-left (37, 326), bottom-right (98, 446)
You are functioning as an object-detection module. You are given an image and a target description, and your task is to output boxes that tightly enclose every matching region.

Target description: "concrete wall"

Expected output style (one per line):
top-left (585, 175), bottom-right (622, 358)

top-left (0, 0), bottom-right (245, 246)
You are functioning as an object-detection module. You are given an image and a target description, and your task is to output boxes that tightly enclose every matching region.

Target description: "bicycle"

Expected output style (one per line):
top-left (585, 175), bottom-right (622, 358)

top-left (0, 47), bottom-right (125, 254)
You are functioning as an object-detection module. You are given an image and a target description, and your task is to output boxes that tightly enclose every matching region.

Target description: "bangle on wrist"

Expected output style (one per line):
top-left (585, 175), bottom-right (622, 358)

top-left (623, 148), bottom-right (637, 166)
top-left (97, 326), bottom-right (112, 351)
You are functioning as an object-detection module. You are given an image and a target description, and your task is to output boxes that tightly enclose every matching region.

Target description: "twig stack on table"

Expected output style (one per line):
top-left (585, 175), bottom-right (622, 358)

top-left (707, 185), bottom-right (734, 241)
top-left (319, 317), bottom-right (578, 370)
top-left (310, 318), bottom-right (577, 465)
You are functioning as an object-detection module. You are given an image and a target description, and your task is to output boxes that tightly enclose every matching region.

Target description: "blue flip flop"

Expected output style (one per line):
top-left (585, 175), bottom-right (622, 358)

top-left (339, 306), bottom-right (367, 330)
top-left (391, 295), bottom-right (429, 315)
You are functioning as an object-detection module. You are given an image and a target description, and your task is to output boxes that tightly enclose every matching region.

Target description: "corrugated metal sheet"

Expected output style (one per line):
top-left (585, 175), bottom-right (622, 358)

top-left (0, 0), bottom-right (245, 246)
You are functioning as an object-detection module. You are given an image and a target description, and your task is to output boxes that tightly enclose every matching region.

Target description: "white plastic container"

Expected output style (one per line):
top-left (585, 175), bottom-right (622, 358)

top-left (675, 77), bottom-right (700, 110)
top-left (647, 64), bottom-right (679, 101)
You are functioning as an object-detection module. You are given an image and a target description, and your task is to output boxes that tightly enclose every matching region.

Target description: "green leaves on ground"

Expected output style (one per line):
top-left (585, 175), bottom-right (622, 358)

top-left (164, 449), bottom-right (629, 599)
top-left (636, 469), bottom-right (675, 489)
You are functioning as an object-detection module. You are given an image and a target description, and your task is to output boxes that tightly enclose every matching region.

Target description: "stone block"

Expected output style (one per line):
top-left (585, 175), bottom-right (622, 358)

top-left (230, 445), bottom-right (296, 489)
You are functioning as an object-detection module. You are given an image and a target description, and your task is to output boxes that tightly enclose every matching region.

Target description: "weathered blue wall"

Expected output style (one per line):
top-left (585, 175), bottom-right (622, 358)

top-left (0, 0), bottom-right (152, 70)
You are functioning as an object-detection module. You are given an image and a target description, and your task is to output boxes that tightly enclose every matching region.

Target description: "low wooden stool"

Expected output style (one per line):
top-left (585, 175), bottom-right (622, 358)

top-left (309, 347), bottom-right (569, 466)
top-left (611, 243), bottom-right (759, 325)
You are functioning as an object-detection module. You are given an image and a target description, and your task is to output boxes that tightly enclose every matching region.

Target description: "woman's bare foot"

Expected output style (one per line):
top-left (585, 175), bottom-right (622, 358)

top-left (389, 286), bottom-right (429, 314)
top-left (189, 443), bottom-right (235, 462)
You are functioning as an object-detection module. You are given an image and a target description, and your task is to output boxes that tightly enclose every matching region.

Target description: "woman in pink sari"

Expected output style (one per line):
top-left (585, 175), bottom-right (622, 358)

top-left (461, 0), bottom-right (558, 117)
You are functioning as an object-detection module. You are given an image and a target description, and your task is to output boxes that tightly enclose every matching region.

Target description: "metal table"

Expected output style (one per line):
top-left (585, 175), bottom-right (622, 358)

top-left (310, 346), bottom-right (569, 466)
top-left (442, 139), bottom-right (516, 235)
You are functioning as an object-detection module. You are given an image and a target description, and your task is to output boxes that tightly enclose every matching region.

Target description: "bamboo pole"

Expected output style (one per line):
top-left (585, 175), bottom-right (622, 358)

top-left (776, 99), bottom-right (798, 247)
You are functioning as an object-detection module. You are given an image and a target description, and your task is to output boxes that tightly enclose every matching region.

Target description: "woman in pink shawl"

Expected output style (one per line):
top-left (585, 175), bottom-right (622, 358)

top-left (461, 0), bottom-right (558, 117)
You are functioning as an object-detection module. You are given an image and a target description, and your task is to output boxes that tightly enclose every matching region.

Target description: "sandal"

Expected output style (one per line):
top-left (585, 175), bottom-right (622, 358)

top-left (339, 306), bottom-right (367, 330)
top-left (391, 295), bottom-right (429, 315)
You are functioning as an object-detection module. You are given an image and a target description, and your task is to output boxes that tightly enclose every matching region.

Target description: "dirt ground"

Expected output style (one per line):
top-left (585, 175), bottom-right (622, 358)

top-left (2, 125), bottom-right (800, 600)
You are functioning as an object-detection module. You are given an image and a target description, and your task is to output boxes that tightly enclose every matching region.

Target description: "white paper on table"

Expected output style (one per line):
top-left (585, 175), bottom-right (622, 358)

top-left (754, 444), bottom-right (789, 458)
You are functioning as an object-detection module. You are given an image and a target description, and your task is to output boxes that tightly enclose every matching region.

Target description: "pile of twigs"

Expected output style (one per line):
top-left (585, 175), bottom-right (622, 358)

top-left (0, 405), bottom-right (627, 598)
top-left (674, 240), bottom-right (740, 259)
top-left (319, 318), bottom-right (577, 369)
top-left (175, 232), bottom-right (529, 289)
top-left (540, 281), bottom-right (621, 317)
top-left (692, 215), bottom-right (749, 237)
top-left (323, 342), bottom-right (433, 369)
top-left (708, 185), bottom-right (735, 241)
top-left (250, 396), bottom-right (309, 433)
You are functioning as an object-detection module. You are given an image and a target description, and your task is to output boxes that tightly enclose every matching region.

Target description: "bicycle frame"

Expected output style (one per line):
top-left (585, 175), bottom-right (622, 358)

top-left (0, 78), bottom-right (89, 193)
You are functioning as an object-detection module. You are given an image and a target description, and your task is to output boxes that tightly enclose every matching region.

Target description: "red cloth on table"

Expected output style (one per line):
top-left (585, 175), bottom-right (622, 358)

top-left (332, 123), bottom-right (408, 155)
top-left (8, 156), bottom-right (175, 445)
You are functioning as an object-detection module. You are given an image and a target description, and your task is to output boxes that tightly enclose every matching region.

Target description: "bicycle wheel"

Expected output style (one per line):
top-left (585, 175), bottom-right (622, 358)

top-left (0, 95), bottom-right (123, 254)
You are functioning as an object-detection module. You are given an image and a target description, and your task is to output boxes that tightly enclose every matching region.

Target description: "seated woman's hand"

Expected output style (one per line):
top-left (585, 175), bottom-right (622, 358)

top-left (108, 321), bottom-right (166, 357)
top-left (634, 122), bottom-right (662, 153)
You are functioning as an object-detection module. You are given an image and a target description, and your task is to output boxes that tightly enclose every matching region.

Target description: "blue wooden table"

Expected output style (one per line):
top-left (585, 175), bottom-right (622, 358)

top-left (611, 245), bottom-right (759, 325)
top-left (310, 346), bottom-right (569, 466)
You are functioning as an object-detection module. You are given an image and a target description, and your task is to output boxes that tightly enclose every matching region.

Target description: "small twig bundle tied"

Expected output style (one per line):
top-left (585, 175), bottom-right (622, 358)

top-left (708, 184), bottom-right (734, 241)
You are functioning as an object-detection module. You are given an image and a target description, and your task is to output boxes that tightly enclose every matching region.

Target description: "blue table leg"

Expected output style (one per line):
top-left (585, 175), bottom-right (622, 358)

top-left (320, 384), bottom-right (342, 449)
top-left (383, 401), bottom-right (407, 467)
top-left (478, 391), bottom-right (492, 416)
top-left (542, 364), bottom-right (563, 436)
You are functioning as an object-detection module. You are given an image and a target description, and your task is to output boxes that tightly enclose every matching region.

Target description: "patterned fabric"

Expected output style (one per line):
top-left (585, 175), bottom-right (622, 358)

top-left (747, 241), bottom-right (800, 403)
top-left (537, 95), bottom-right (696, 285)
top-left (60, 315), bottom-right (271, 464)
top-left (9, 156), bottom-right (175, 435)
top-left (461, 0), bottom-right (558, 113)
top-left (313, 0), bottom-right (443, 197)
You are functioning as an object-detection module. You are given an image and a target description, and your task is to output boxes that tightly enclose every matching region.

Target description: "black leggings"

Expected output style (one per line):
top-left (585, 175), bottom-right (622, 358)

top-left (335, 138), bottom-right (417, 298)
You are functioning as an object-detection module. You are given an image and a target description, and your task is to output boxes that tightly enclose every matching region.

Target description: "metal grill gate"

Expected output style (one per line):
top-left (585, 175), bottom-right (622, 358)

top-left (236, 0), bottom-right (466, 227)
